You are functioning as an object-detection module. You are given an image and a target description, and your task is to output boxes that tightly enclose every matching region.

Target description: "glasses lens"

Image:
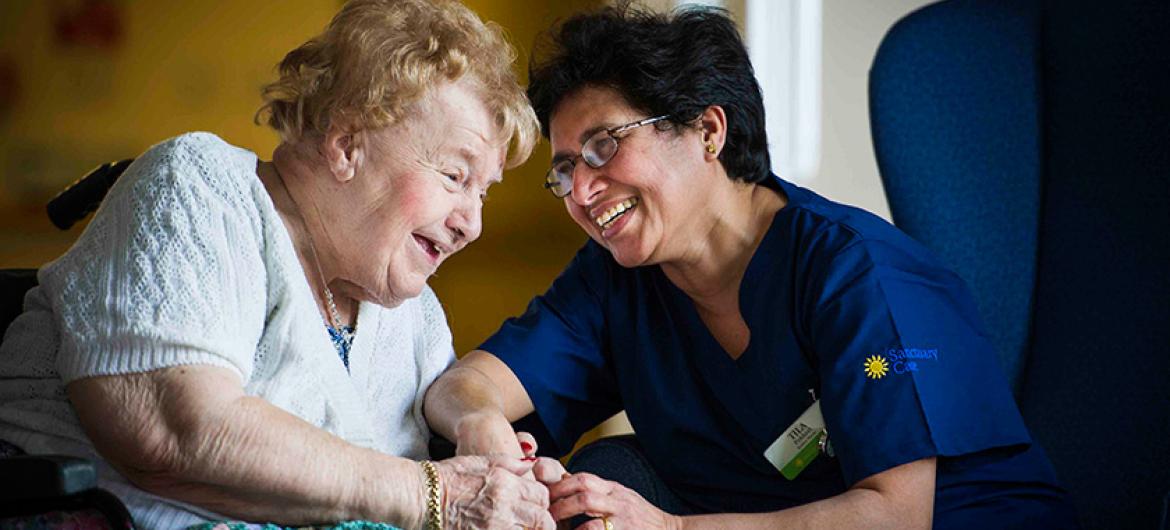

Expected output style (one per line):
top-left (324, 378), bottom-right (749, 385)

top-left (582, 135), bottom-right (618, 168)
top-left (546, 162), bottom-right (573, 197)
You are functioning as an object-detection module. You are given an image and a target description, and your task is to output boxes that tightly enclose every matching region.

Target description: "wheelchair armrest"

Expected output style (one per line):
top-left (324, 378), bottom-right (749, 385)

top-left (0, 455), bottom-right (97, 500)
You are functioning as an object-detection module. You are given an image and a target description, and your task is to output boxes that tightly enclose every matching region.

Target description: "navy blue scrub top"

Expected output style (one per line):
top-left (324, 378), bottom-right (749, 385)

top-left (482, 175), bottom-right (1070, 524)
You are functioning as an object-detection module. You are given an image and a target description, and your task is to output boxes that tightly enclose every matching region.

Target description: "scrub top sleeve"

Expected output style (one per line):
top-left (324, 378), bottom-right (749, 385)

top-left (479, 244), bottom-right (622, 456)
top-left (804, 240), bottom-right (1031, 486)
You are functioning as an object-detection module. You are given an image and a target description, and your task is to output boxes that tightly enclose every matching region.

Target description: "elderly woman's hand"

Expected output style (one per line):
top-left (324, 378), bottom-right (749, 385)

top-left (548, 472), bottom-right (682, 530)
top-left (531, 456), bottom-right (569, 486)
top-left (435, 455), bottom-right (557, 529)
top-left (530, 458), bottom-right (575, 530)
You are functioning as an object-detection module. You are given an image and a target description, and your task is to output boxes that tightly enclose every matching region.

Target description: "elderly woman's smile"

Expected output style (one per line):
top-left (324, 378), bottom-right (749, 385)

top-left (329, 80), bottom-right (505, 306)
top-left (412, 232), bottom-right (444, 264)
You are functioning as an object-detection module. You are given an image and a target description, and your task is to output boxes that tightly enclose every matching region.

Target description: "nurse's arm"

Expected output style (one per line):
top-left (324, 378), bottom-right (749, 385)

top-left (552, 457), bottom-right (934, 530)
top-left (680, 457), bottom-right (936, 530)
top-left (424, 349), bottom-right (536, 457)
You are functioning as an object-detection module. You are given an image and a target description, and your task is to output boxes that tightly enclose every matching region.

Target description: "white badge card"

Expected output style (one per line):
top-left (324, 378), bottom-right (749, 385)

top-left (763, 400), bottom-right (826, 480)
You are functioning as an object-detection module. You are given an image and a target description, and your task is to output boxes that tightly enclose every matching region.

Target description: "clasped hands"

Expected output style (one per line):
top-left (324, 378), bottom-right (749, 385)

top-left (438, 413), bottom-right (681, 530)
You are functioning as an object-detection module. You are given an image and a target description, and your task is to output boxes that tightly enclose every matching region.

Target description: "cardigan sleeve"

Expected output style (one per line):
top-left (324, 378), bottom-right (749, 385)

top-left (45, 133), bottom-right (268, 384)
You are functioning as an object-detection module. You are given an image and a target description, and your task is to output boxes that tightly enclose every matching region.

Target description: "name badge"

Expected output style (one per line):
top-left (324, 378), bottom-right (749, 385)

top-left (764, 400), bottom-right (828, 480)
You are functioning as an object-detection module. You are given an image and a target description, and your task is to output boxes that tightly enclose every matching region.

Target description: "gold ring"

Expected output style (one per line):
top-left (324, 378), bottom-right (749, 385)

top-left (601, 516), bottom-right (614, 530)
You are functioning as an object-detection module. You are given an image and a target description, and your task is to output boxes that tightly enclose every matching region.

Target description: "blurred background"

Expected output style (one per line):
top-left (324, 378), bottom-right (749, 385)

top-left (0, 0), bottom-right (933, 444)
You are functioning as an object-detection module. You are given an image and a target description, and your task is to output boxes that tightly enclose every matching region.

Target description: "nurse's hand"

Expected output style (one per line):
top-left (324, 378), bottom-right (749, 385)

top-left (548, 472), bottom-right (682, 530)
top-left (454, 410), bottom-right (538, 458)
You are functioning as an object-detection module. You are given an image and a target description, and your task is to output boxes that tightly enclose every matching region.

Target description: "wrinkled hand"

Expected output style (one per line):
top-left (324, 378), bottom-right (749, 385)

top-left (531, 458), bottom-right (574, 530)
top-left (434, 455), bottom-right (556, 530)
top-left (548, 472), bottom-right (681, 530)
top-left (454, 412), bottom-right (537, 458)
top-left (531, 456), bottom-right (569, 487)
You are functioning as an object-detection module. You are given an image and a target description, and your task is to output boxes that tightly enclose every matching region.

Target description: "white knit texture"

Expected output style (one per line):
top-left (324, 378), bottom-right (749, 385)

top-left (0, 133), bottom-right (456, 529)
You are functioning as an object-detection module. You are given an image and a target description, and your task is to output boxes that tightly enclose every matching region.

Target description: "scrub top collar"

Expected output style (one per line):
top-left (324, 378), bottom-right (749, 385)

top-left (649, 173), bottom-right (819, 447)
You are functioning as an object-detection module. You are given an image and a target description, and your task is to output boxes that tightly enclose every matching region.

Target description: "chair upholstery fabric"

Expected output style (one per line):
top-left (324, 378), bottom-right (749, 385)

top-left (870, 0), bottom-right (1170, 528)
top-left (870, 0), bottom-right (1041, 390)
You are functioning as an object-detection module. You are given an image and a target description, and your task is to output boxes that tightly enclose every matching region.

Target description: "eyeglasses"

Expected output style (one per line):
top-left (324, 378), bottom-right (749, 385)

top-left (544, 115), bottom-right (672, 198)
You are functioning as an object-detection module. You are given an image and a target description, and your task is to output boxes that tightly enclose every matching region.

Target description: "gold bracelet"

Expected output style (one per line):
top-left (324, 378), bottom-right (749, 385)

top-left (420, 460), bottom-right (443, 530)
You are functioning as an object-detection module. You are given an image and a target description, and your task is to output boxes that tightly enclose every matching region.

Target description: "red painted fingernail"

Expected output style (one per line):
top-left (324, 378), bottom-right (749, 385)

top-left (520, 441), bottom-right (533, 452)
top-left (522, 456), bottom-right (538, 461)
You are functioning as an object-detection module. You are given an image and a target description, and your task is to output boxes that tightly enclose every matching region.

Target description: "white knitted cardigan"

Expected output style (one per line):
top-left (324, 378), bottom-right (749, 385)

top-left (0, 133), bottom-right (456, 528)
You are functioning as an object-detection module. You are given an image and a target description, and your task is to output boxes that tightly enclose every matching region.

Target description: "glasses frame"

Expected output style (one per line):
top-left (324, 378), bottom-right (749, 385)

top-left (544, 114), bottom-right (672, 198)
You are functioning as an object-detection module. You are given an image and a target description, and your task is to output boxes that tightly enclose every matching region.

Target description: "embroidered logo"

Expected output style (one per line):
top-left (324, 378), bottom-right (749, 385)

top-left (865, 348), bottom-right (941, 380)
top-left (863, 355), bottom-right (889, 379)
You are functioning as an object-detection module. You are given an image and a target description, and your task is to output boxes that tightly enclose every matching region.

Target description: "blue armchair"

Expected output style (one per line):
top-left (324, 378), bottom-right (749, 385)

top-left (869, 0), bottom-right (1170, 528)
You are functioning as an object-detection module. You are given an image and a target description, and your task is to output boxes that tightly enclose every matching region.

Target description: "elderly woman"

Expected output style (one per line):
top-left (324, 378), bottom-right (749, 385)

top-left (425, 5), bottom-right (1078, 530)
top-left (0, 1), bottom-right (557, 528)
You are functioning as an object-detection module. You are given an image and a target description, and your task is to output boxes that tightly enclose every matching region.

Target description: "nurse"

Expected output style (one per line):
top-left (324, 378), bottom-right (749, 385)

top-left (425, 4), bottom-right (1076, 529)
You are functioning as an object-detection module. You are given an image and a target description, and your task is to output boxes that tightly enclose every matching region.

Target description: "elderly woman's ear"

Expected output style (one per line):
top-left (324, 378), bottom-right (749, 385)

top-left (322, 126), bottom-right (362, 183)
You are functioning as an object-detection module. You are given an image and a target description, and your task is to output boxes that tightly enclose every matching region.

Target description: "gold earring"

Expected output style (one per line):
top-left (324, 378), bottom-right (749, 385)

top-left (706, 143), bottom-right (717, 154)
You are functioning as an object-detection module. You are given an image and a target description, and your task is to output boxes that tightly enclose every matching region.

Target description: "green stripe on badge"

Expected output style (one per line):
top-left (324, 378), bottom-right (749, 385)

top-left (780, 432), bottom-right (823, 480)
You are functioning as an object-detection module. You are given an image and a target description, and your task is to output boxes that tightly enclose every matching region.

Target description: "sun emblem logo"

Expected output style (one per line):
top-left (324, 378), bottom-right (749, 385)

top-left (864, 355), bottom-right (889, 379)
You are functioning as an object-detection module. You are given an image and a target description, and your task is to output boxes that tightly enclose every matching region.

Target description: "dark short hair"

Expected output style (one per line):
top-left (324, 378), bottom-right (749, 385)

top-left (527, 3), bottom-right (771, 183)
